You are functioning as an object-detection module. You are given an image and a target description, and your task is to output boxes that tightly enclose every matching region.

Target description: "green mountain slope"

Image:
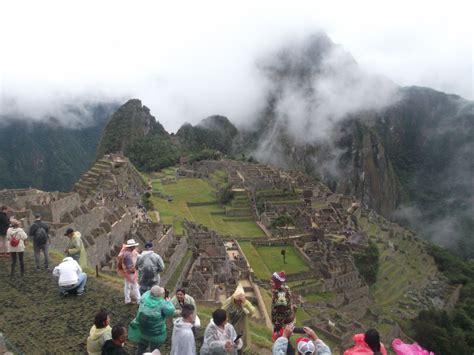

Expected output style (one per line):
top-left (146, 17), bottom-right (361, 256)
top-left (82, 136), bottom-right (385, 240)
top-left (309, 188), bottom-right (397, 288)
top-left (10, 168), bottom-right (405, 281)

top-left (0, 103), bottom-right (116, 191)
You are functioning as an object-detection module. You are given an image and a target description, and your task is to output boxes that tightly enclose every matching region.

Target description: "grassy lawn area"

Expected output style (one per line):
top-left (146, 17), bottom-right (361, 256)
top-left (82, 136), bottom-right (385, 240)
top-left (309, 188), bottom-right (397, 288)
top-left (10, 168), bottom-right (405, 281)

top-left (240, 242), bottom-right (310, 280)
top-left (150, 176), bottom-right (265, 238)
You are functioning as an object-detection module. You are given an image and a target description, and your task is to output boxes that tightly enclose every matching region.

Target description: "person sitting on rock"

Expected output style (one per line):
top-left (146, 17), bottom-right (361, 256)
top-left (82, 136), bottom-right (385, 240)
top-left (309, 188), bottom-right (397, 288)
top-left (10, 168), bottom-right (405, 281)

top-left (344, 329), bottom-right (387, 355)
top-left (171, 288), bottom-right (200, 328)
top-left (102, 324), bottom-right (129, 355)
top-left (87, 309), bottom-right (112, 355)
top-left (272, 324), bottom-right (332, 355)
top-left (222, 284), bottom-right (256, 352)
top-left (53, 256), bottom-right (88, 296)
top-left (128, 286), bottom-right (175, 354)
top-left (136, 241), bottom-right (165, 295)
top-left (64, 227), bottom-right (87, 268)
top-left (270, 271), bottom-right (295, 338)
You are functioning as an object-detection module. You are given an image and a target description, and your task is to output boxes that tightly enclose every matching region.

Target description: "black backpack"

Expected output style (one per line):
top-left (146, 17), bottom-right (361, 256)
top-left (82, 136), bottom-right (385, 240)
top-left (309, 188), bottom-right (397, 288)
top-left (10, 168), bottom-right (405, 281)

top-left (35, 226), bottom-right (48, 246)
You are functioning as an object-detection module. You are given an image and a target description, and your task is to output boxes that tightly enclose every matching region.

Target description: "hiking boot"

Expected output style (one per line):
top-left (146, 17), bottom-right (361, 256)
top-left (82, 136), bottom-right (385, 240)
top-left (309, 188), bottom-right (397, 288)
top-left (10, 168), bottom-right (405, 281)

top-left (77, 291), bottom-right (84, 296)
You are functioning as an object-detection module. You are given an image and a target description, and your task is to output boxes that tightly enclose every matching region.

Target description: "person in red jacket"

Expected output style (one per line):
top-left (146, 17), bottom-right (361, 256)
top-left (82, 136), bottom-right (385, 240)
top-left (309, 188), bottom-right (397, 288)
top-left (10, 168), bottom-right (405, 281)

top-left (344, 329), bottom-right (387, 355)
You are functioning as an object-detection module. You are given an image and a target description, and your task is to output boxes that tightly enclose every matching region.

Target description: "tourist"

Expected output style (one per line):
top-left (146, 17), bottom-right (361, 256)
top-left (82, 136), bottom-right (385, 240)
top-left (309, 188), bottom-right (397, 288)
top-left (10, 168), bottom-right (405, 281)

top-left (6, 219), bottom-right (28, 279)
top-left (128, 285), bottom-right (175, 354)
top-left (171, 289), bottom-right (200, 327)
top-left (52, 256), bottom-right (88, 296)
top-left (272, 325), bottom-right (332, 355)
top-left (271, 272), bottom-right (295, 337)
top-left (344, 329), bottom-right (387, 355)
top-left (64, 227), bottom-right (87, 268)
top-left (0, 205), bottom-right (10, 257)
top-left (200, 309), bottom-right (242, 355)
top-left (29, 213), bottom-right (50, 270)
top-left (222, 284), bottom-right (256, 352)
top-left (117, 239), bottom-right (141, 304)
top-left (87, 310), bottom-right (112, 355)
top-left (170, 304), bottom-right (196, 355)
top-left (136, 241), bottom-right (165, 294)
top-left (102, 324), bottom-right (129, 355)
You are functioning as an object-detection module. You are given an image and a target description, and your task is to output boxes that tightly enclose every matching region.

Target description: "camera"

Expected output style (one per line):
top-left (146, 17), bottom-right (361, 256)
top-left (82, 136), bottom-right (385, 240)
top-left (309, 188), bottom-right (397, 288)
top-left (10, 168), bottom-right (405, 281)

top-left (293, 327), bottom-right (305, 334)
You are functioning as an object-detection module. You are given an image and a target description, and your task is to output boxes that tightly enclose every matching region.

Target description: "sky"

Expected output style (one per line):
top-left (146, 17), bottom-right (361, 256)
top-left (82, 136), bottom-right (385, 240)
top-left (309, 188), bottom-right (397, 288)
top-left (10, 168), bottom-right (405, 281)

top-left (0, 0), bottom-right (472, 131)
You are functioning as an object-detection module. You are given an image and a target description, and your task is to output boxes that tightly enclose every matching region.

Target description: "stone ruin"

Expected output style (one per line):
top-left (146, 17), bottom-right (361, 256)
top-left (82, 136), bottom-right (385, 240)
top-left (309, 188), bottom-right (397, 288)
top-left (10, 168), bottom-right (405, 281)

top-left (180, 222), bottom-right (240, 301)
top-left (0, 154), bottom-right (167, 270)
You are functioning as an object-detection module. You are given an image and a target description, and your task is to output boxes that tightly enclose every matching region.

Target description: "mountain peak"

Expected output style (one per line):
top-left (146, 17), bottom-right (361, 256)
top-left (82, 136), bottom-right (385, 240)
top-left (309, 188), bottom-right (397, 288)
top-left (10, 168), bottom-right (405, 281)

top-left (97, 99), bottom-right (167, 156)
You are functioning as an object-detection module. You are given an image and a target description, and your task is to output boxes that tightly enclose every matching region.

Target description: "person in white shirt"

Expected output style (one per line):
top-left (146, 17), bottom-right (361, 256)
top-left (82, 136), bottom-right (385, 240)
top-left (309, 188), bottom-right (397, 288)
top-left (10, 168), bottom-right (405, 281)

top-left (53, 256), bottom-right (88, 296)
top-left (171, 304), bottom-right (196, 355)
top-left (200, 309), bottom-right (242, 355)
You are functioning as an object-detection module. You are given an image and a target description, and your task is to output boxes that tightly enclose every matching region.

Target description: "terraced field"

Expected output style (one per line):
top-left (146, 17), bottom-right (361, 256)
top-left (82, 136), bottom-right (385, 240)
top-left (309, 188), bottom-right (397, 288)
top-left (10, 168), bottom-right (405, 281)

top-left (149, 169), bottom-right (265, 238)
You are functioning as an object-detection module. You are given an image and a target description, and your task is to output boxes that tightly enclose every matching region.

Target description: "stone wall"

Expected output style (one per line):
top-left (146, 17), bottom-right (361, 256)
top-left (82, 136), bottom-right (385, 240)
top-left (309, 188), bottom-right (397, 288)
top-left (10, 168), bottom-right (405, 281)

top-left (160, 236), bottom-right (188, 287)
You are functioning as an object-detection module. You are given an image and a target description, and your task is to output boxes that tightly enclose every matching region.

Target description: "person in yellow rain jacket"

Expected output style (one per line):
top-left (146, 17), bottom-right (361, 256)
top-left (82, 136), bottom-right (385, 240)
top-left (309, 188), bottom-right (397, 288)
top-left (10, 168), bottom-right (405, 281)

top-left (222, 283), bottom-right (256, 352)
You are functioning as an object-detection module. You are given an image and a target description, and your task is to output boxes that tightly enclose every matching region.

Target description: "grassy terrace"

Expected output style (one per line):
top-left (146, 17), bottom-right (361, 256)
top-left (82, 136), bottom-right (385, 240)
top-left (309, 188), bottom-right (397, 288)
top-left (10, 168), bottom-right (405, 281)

top-left (149, 169), bottom-right (265, 238)
top-left (239, 242), bottom-right (310, 280)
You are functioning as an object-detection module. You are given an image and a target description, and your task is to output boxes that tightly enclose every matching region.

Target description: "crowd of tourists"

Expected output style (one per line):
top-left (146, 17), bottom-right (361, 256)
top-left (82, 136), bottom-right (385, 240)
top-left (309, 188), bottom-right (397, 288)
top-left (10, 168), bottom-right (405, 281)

top-left (0, 205), bottom-right (433, 354)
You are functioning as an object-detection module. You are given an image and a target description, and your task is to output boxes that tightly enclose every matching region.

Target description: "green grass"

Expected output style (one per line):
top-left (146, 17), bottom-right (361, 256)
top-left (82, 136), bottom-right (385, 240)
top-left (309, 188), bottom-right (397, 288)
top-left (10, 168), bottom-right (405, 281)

top-left (240, 242), bottom-right (310, 280)
top-left (149, 176), bottom-right (265, 237)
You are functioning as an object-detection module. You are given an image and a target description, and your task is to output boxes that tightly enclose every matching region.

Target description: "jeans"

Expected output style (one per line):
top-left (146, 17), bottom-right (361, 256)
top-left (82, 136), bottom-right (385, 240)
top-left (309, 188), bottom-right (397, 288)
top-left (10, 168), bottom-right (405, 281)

top-left (59, 272), bottom-right (87, 294)
top-left (34, 243), bottom-right (49, 269)
top-left (11, 252), bottom-right (24, 276)
top-left (124, 277), bottom-right (141, 303)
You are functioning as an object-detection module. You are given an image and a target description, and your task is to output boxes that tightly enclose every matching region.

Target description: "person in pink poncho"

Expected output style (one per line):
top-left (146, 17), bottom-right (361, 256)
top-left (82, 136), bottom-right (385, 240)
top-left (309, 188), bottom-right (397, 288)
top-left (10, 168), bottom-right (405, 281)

top-left (117, 239), bottom-right (141, 304)
top-left (344, 329), bottom-right (387, 355)
top-left (392, 338), bottom-right (434, 355)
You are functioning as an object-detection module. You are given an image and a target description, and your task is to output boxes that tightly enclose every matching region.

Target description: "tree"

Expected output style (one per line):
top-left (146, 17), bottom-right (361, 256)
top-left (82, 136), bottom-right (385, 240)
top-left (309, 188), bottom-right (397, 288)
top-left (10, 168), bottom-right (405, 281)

top-left (353, 240), bottom-right (379, 285)
top-left (270, 215), bottom-right (295, 229)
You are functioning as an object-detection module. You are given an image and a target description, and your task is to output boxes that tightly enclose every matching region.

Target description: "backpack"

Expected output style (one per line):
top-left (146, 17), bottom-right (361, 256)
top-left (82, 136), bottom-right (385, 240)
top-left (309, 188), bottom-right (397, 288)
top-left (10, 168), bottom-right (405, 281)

top-left (10, 232), bottom-right (21, 247)
top-left (117, 253), bottom-right (125, 272)
top-left (35, 226), bottom-right (48, 246)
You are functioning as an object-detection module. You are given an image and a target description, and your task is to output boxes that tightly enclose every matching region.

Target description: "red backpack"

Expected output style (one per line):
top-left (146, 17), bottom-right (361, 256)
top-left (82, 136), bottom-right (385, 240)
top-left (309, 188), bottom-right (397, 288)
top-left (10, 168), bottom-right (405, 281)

top-left (10, 232), bottom-right (21, 247)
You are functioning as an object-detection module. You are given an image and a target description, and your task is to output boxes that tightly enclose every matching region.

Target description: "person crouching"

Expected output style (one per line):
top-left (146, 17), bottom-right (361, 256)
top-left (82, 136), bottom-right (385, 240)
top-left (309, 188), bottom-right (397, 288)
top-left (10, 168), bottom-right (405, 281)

top-left (52, 256), bottom-right (88, 296)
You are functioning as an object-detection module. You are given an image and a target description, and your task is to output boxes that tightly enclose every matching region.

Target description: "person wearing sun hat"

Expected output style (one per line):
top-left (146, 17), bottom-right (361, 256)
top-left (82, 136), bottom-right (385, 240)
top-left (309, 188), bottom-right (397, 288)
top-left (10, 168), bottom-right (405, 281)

top-left (117, 238), bottom-right (141, 304)
top-left (271, 271), bottom-right (295, 339)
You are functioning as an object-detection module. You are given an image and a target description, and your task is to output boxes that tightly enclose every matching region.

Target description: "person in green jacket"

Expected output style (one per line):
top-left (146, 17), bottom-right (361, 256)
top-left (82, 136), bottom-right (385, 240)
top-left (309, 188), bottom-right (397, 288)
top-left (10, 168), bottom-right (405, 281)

top-left (64, 228), bottom-right (87, 268)
top-left (128, 285), bottom-right (175, 354)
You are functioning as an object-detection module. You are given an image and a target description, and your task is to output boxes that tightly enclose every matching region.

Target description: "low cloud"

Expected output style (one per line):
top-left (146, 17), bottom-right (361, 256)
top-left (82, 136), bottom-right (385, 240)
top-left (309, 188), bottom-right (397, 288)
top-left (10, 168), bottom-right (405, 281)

top-left (252, 34), bottom-right (399, 175)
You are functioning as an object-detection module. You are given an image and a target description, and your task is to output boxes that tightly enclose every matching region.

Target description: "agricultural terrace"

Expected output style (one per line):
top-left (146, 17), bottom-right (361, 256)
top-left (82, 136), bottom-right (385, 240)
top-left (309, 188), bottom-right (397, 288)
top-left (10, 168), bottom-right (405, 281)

top-left (239, 242), bottom-right (310, 280)
top-left (148, 168), bottom-right (265, 238)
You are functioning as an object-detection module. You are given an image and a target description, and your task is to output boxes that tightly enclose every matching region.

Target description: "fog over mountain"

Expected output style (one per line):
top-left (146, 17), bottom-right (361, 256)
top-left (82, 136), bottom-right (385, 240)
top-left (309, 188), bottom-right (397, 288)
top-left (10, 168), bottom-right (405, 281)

top-left (1, 0), bottom-right (472, 131)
